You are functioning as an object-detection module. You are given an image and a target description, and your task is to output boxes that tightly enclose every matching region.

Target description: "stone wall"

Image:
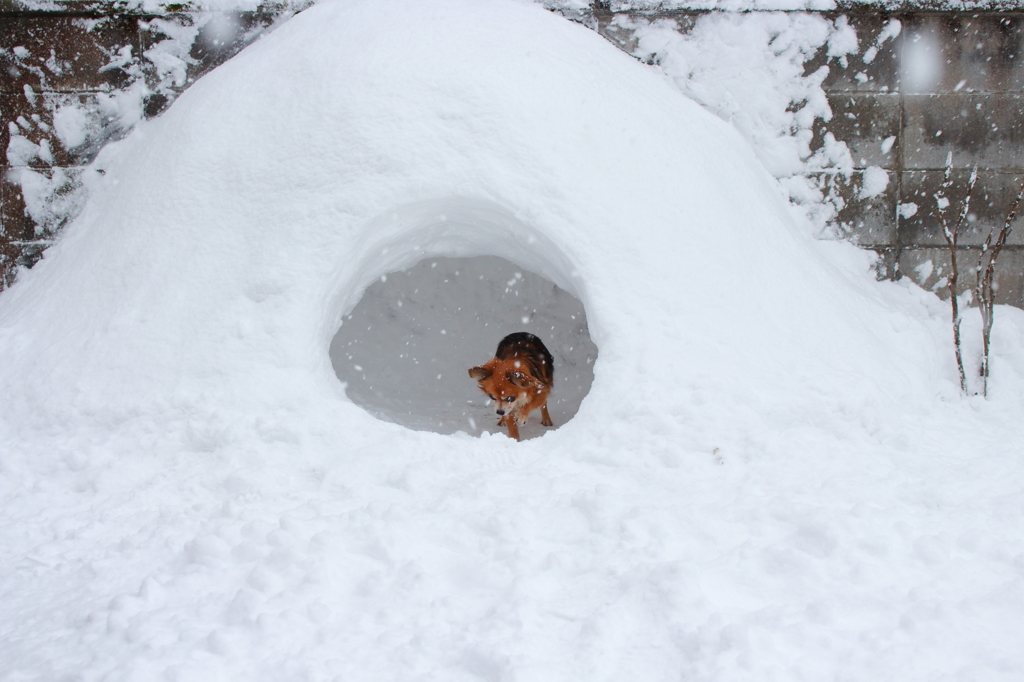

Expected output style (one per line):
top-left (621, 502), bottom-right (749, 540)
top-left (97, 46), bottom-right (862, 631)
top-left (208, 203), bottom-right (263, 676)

top-left (3, 2), bottom-right (1024, 306)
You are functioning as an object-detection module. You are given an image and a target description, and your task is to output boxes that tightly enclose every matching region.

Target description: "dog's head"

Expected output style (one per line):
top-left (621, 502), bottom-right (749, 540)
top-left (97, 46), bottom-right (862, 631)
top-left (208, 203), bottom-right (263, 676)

top-left (469, 362), bottom-right (535, 417)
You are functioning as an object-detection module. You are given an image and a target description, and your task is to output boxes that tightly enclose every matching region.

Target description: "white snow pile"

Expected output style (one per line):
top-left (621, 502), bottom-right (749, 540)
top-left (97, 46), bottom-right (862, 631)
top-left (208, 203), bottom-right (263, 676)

top-left (2, 0), bottom-right (1024, 680)
top-left (617, 11), bottom-right (901, 236)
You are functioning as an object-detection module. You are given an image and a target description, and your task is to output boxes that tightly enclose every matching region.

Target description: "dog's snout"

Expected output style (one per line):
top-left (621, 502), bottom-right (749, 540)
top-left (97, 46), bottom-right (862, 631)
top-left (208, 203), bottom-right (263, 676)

top-left (496, 408), bottom-right (505, 415)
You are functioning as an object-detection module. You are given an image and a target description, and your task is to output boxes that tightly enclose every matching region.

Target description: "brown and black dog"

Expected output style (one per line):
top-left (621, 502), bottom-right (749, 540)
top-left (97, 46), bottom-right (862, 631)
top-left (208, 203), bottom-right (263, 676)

top-left (469, 332), bottom-right (554, 441)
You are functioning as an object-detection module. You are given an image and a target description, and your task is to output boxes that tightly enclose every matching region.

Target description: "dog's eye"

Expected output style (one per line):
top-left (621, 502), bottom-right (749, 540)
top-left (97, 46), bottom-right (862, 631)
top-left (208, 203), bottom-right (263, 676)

top-left (487, 394), bottom-right (495, 401)
top-left (504, 396), bottom-right (515, 403)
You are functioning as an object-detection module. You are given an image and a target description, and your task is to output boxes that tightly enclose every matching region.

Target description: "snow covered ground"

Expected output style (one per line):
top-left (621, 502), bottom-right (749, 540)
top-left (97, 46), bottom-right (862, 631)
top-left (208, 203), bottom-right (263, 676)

top-left (2, 0), bottom-right (1024, 680)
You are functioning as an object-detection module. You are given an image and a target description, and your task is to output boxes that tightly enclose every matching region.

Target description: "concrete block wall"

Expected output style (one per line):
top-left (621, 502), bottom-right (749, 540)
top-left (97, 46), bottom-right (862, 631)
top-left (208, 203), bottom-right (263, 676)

top-left (3, 2), bottom-right (1024, 307)
top-left (891, 14), bottom-right (1024, 306)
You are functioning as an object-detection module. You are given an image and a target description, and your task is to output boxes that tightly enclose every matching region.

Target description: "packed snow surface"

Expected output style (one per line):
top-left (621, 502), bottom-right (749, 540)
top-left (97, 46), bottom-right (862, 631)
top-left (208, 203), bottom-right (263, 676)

top-left (2, 0), bottom-right (1024, 680)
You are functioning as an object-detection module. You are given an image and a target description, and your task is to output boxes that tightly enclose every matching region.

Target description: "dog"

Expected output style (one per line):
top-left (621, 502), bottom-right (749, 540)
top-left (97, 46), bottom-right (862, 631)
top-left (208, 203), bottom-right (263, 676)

top-left (469, 332), bottom-right (554, 441)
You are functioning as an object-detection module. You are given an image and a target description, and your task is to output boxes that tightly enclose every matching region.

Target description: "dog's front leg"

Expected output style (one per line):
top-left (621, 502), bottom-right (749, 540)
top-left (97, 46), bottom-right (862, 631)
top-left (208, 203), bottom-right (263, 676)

top-left (504, 416), bottom-right (521, 441)
top-left (540, 403), bottom-right (553, 427)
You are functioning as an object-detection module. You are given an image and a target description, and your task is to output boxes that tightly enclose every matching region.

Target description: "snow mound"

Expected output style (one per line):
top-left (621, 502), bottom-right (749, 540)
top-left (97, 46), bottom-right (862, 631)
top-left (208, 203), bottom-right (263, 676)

top-left (0, 0), bottom-right (921, 433)
top-left (3, 0), bottom-right (1024, 679)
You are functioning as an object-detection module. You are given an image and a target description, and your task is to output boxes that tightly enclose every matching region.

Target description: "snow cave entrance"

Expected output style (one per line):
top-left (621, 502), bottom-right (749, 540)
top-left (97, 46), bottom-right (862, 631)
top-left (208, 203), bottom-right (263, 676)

top-left (330, 255), bottom-right (598, 439)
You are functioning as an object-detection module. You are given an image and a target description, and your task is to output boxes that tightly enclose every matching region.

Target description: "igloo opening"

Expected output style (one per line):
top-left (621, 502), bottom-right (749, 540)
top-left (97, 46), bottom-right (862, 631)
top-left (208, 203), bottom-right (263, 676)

top-left (330, 255), bottom-right (598, 439)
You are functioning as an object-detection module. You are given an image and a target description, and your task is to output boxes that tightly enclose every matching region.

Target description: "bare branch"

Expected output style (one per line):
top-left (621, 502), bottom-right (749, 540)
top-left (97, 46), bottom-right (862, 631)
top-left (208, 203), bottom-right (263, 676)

top-left (936, 152), bottom-right (955, 243)
top-left (955, 166), bottom-right (978, 237)
top-left (975, 173), bottom-right (1024, 396)
top-left (935, 153), bottom-right (967, 394)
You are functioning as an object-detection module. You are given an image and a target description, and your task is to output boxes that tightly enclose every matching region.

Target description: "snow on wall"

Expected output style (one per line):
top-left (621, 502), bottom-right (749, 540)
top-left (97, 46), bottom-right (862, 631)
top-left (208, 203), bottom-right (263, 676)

top-left (613, 11), bottom-right (866, 236)
top-left (552, 0), bottom-right (1024, 9)
top-left (11, 0), bottom-right (1022, 9)
top-left (9, 0), bottom-right (298, 12)
top-left (1, 8), bottom-right (300, 286)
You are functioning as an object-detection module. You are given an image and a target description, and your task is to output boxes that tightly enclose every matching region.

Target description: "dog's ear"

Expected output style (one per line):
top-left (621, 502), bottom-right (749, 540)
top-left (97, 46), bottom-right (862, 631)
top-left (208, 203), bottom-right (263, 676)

top-left (468, 366), bottom-right (493, 381)
top-left (506, 370), bottom-right (532, 388)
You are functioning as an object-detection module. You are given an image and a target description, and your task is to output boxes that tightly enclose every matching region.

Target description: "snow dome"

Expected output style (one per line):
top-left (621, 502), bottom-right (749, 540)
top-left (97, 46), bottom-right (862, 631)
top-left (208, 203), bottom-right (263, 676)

top-left (0, 0), bottom-right (918, 440)
top-left (5, 0), bottom-right (1024, 680)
